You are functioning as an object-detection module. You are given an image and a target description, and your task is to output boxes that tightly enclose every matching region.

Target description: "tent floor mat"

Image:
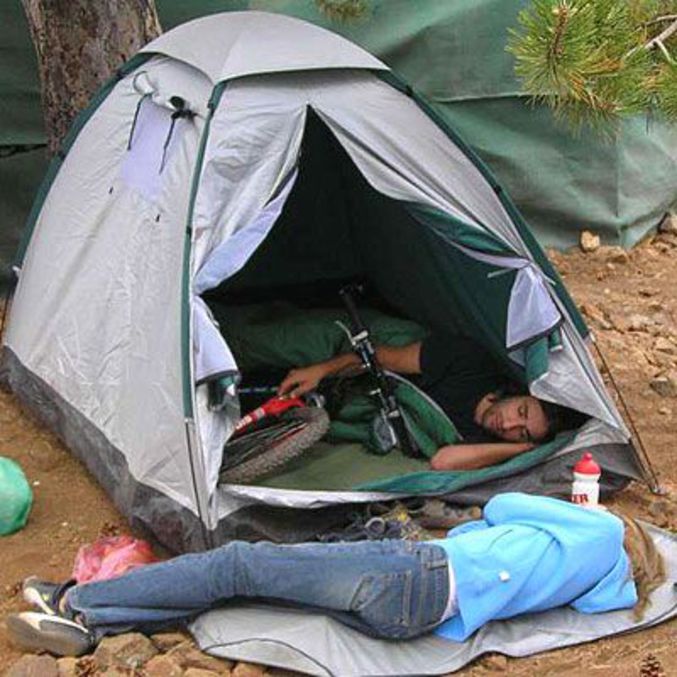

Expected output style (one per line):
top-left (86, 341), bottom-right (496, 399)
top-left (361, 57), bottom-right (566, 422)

top-left (246, 440), bottom-right (428, 491)
top-left (190, 524), bottom-right (677, 676)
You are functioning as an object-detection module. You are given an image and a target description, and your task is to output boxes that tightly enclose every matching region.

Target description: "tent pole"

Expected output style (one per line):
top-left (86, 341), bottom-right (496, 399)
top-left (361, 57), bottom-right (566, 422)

top-left (591, 337), bottom-right (664, 494)
top-left (184, 420), bottom-right (215, 551)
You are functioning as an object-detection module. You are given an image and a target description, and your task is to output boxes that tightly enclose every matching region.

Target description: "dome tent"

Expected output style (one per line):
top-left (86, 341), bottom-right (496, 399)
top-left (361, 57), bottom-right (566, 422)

top-left (1, 12), bottom-right (643, 552)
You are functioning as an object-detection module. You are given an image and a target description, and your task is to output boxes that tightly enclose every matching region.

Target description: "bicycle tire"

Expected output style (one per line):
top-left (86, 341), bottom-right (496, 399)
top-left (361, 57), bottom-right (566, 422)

top-left (220, 407), bottom-right (330, 485)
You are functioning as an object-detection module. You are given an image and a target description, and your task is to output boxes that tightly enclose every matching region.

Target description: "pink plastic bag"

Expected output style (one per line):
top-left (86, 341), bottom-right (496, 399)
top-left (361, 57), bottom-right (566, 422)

top-left (72, 535), bottom-right (160, 584)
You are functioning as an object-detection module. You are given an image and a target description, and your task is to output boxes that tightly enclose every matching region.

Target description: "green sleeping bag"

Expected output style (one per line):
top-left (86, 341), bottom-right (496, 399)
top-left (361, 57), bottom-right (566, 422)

top-left (212, 302), bottom-right (460, 457)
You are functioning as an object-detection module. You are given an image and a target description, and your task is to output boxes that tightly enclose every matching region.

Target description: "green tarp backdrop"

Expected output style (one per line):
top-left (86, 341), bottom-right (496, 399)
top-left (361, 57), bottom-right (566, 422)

top-left (2, 0), bottom-right (676, 288)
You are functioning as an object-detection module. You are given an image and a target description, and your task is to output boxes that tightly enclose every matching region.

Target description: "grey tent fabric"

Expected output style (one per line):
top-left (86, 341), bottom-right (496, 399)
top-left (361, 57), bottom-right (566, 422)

top-left (0, 10), bottom-right (646, 554)
top-left (190, 525), bottom-right (677, 676)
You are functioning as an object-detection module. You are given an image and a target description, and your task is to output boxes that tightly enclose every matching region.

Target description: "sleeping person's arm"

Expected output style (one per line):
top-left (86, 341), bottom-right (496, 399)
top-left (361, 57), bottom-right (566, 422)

top-left (278, 342), bottom-right (422, 397)
top-left (429, 442), bottom-right (535, 471)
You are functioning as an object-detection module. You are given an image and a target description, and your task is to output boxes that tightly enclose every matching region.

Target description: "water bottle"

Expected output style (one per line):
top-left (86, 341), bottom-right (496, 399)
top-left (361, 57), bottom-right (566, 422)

top-left (571, 452), bottom-right (601, 508)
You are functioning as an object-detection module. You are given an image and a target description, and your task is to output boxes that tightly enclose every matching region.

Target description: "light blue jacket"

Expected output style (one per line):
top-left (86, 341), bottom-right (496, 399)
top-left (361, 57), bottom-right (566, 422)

top-left (433, 493), bottom-right (637, 641)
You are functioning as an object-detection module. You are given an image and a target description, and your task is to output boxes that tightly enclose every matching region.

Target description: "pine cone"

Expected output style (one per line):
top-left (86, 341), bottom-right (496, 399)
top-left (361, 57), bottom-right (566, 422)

top-left (639, 653), bottom-right (665, 677)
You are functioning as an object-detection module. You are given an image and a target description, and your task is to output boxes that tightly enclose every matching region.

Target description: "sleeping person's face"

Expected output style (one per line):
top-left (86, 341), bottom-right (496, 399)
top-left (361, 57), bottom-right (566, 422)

top-left (475, 394), bottom-right (549, 443)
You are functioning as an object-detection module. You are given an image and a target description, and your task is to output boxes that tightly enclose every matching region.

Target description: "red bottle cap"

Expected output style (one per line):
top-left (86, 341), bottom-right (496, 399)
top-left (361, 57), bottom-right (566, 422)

top-left (573, 452), bottom-right (601, 475)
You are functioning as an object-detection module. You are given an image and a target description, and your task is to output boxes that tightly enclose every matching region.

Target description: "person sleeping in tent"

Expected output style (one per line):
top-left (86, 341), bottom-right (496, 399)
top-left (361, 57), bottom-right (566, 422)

top-left (6, 493), bottom-right (664, 657)
top-left (277, 331), bottom-right (587, 471)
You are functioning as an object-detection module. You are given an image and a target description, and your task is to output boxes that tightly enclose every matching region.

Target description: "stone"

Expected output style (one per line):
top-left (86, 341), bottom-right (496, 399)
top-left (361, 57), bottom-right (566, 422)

top-left (648, 499), bottom-right (675, 528)
top-left (579, 303), bottom-right (612, 330)
top-left (479, 653), bottom-right (509, 670)
top-left (232, 662), bottom-right (267, 677)
top-left (6, 655), bottom-right (59, 677)
top-left (56, 657), bottom-right (78, 677)
top-left (151, 630), bottom-right (191, 652)
top-left (658, 212), bottom-right (677, 234)
top-left (144, 654), bottom-right (185, 677)
top-left (650, 375), bottom-right (677, 398)
top-left (170, 644), bottom-right (234, 672)
top-left (580, 230), bottom-right (600, 252)
top-left (655, 337), bottom-right (676, 355)
top-left (648, 350), bottom-right (674, 369)
top-left (658, 407), bottom-right (671, 416)
top-left (93, 632), bottom-right (158, 670)
top-left (184, 670), bottom-right (223, 677)
top-left (599, 245), bottom-right (629, 264)
top-left (628, 314), bottom-right (651, 332)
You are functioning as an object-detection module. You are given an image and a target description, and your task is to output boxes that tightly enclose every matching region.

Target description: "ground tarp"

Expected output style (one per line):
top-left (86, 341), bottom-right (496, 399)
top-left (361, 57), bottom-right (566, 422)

top-left (190, 524), bottom-right (677, 676)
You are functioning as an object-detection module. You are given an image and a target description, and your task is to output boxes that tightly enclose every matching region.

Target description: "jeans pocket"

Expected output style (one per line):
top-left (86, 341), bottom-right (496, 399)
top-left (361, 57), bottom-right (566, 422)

top-left (350, 571), bottom-right (413, 632)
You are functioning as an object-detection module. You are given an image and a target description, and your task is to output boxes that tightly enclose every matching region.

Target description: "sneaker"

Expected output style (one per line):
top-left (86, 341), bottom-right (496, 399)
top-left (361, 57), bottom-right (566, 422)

top-left (6, 612), bottom-right (93, 657)
top-left (22, 576), bottom-right (74, 616)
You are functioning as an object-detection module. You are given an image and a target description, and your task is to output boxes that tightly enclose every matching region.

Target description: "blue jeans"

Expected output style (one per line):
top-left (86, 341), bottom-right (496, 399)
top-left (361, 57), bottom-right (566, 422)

top-left (66, 539), bottom-right (449, 640)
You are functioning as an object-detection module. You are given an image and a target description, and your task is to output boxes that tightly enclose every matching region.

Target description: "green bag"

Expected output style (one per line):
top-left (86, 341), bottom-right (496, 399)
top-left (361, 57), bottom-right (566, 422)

top-left (0, 456), bottom-right (33, 535)
top-left (213, 302), bottom-right (458, 456)
top-left (326, 375), bottom-right (460, 458)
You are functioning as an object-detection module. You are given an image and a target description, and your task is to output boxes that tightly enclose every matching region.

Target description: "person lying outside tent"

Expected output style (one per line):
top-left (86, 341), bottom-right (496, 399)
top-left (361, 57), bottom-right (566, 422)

top-left (7, 493), bottom-right (664, 657)
top-left (278, 332), bottom-right (587, 471)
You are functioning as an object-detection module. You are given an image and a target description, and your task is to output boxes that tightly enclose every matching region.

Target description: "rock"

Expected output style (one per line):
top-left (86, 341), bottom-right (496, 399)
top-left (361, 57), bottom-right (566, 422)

top-left (170, 644), bottom-right (234, 672)
top-left (638, 287), bottom-right (659, 297)
top-left (648, 499), bottom-right (675, 528)
top-left (654, 337), bottom-right (676, 355)
top-left (650, 375), bottom-right (677, 398)
top-left (628, 314), bottom-right (651, 332)
top-left (6, 655), bottom-right (59, 677)
top-left (151, 631), bottom-right (191, 652)
top-left (144, 654), bottom-right (185, 677)
top-left (658, 406), bottom-right (671, 415)
top-left (232, 663), bottom-right (267, 677)
top-left (580, 230), bottom-right (600, 252)
top-left (93, 632), bottom-right (158, 670)
top-left (579, 303), bottom-right (612, 330)
top-left (184, 670), bottom-right (223, 677)
top-left (479, 653), bottom-right (509, 670)
top-left (658, 212), bottom-right (677, 234)
top-left (56, 657), bottom-right (78, 677)
top-left (599, 245), bottom-right (629, 264)
top-left (648, 350), bottom-right (674, 369)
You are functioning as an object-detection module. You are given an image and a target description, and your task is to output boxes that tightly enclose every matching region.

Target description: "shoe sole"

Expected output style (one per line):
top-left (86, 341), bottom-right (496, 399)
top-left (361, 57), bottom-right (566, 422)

top-left (6, 614), bottom-right (92, 657)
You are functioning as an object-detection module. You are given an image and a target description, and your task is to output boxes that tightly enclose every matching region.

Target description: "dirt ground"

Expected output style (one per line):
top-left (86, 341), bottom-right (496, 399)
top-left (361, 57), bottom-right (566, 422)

top-left (1, 229), bottom-right (676, 676)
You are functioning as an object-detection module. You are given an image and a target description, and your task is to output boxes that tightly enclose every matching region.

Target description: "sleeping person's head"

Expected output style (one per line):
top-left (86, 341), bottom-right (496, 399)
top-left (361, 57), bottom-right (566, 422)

top-left (474, 392), bottom-right (588, 444)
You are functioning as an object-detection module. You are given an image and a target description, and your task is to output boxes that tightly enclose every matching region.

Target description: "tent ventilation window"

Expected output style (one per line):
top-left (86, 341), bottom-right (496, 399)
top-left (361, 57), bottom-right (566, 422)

top-left (119, 96), bottom-right (192, 202)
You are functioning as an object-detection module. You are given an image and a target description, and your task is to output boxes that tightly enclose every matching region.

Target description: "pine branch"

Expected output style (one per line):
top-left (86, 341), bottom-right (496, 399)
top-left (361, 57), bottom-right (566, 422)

top-left (508, 0), bottom-right (677, 134)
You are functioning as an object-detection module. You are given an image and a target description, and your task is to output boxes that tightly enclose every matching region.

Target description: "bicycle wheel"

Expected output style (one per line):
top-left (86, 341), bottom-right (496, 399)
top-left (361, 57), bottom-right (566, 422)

top-left (220, 407), bottom-right (330, 485)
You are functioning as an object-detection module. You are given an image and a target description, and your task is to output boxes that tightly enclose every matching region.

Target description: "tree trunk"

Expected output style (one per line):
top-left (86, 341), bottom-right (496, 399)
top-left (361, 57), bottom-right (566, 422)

top-left (22, 0), bottom-right (162, 155)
